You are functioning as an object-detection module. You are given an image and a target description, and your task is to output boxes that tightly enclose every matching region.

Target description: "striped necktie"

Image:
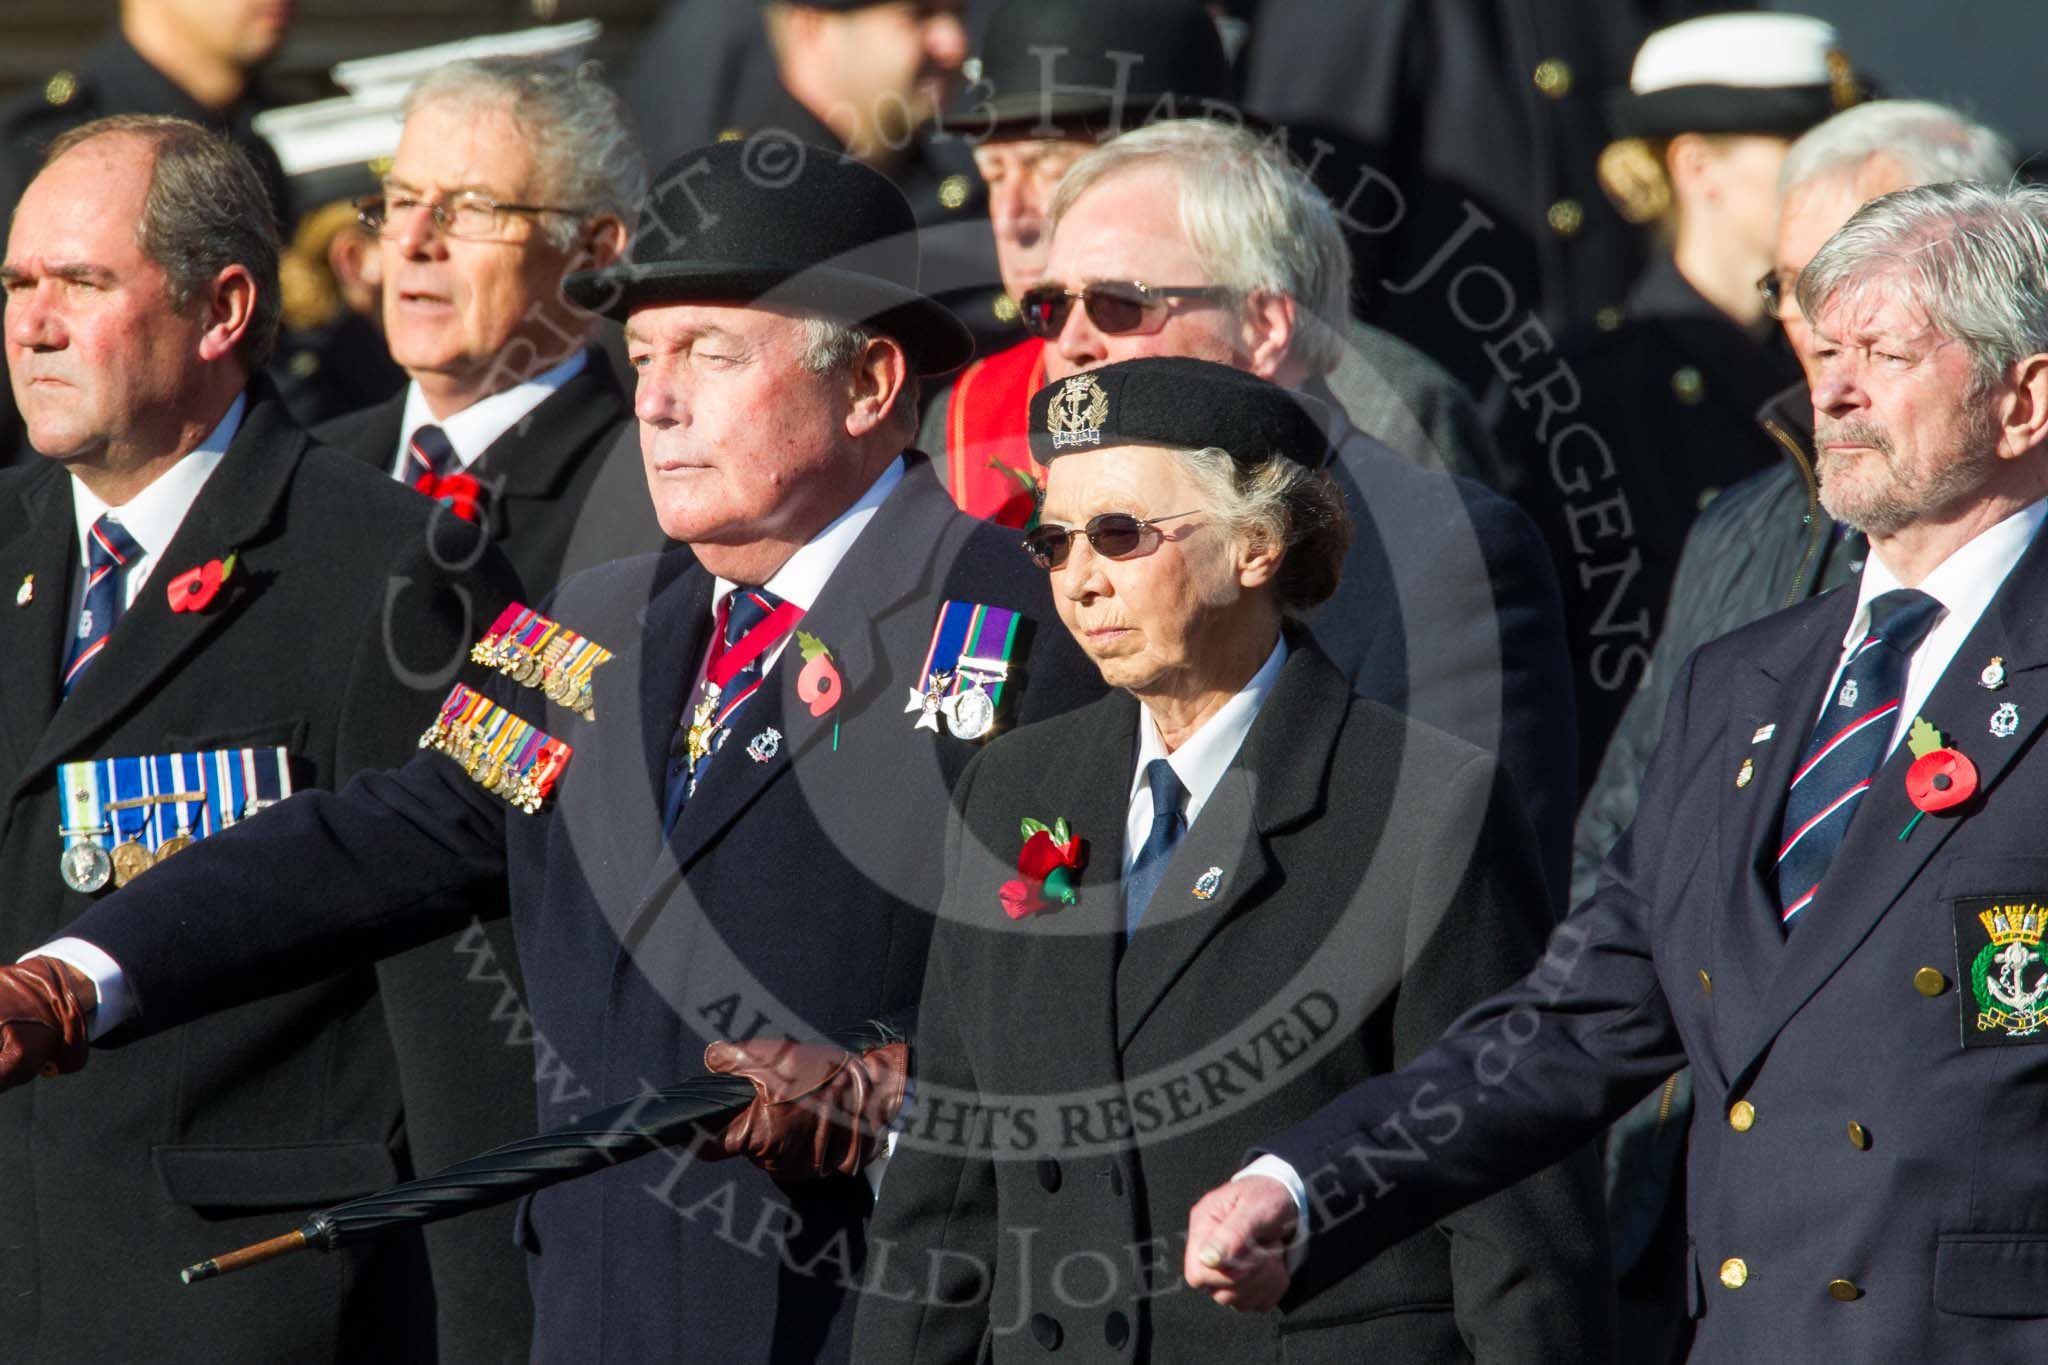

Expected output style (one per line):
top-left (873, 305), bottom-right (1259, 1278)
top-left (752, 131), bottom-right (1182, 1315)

top-left (1774, 587), bottom-right (1942, 929)
top-left (662, 587), bottom-right (786, 835)
top-left (405, 424), bottom-right (458, 486)
top-left (62, 515), bottom-right (143, 695)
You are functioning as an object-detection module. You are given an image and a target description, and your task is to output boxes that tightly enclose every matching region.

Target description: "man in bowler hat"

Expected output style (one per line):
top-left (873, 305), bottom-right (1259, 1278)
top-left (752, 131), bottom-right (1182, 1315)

top-left (0, 141), bottom-right (1102, 1363)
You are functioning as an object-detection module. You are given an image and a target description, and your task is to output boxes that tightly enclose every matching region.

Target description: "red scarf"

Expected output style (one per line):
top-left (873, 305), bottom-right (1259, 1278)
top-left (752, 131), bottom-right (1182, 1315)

top-left (943, 337), bottom-right (1048, 528)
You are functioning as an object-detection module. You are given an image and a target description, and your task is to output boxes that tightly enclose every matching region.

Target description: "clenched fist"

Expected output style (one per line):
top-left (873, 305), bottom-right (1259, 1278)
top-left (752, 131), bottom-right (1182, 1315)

top-left (0, 957), bottom-right (95, 1090)
top-left (1184, 1174), bottom-right (1301, 1312)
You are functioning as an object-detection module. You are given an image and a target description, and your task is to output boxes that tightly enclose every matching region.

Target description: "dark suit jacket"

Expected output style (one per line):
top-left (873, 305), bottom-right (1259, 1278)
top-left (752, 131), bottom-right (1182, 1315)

top-left (319, 351), bottom-right (671, 1365)
top-left (315, 350), bottom-right (669, 597)
top-left (1260, 514), bottom-right (2048, 1361)
top-left (1316, 419), bottom-right (1578, 910)
top-left (65, 456), bottom-right (1106, 1365)
top-left (854, 642), bottom-right (1614, 1364)
top-left (0, 385), bottom-right (517, 1364)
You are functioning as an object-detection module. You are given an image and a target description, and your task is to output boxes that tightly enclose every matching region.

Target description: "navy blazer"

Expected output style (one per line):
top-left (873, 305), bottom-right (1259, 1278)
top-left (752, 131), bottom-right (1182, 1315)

top-left (1259, 513), bottom-right (2048, 1360)
top-left (66, 456), bottom-right (1104, 1365)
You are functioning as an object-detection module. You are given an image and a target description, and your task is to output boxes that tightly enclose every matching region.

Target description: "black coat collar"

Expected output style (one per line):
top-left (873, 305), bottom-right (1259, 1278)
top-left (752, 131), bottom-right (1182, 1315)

top-left (0, 381), bottom-right (308, 793)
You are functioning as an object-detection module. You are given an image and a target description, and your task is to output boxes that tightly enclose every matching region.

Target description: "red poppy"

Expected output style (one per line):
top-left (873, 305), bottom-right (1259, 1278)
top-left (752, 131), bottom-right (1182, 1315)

top-left (1906, 747), bottom-right (1979, 813)
top-left (1018, 829), bottom-right (1083, 880)
top-left (1003, 817), bottom-right (1086, 918)
top-left (167, 553), bottom-right (235, 613)
top-left (796, 634), bottom-right (844, 717)
top-left (999, 879), bottom-right (1046, 920)
top-left (418, 472), bottom-right (485, 523)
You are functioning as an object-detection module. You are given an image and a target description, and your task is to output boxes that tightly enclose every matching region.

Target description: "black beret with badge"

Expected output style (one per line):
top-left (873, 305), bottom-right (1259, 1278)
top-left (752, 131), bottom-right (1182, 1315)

top-left (1026, 356), bottom-right (1335, 469)
top-left (562, 139), bottom-right (975, 375)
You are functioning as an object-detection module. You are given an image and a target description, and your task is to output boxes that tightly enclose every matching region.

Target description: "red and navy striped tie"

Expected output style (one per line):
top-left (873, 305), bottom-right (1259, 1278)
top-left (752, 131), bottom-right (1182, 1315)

top-left (662, 587), bottom-right (785, 835)
top-left (61, 515), bottom-right (143, 695)
top-left (405, 424), bottom-right (458, 487)
top-left (1774, 588), bottom-right (1942, 930)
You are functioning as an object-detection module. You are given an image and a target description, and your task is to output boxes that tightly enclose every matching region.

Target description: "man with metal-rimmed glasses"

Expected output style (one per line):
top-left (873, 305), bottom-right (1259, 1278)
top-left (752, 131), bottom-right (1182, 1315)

top-left (310, 52), bottom-right (669, 1365)
top-left (317, 54), bottom-right (667, 598)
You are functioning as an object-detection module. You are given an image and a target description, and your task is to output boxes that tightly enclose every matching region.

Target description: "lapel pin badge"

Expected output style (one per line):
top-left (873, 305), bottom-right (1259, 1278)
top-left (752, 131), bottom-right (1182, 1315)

top-left (1981, 656), bottom-right (2007, 690)
top-left (14, 574), bottom-right (30, 607)
top-left (746, 726), bottom-right (782, 763)
top-left (1991, 702), bottom-right (2020, 740)
top-left (1735, 757), bottom-right (1755, 789)
top-left (1751, 723), bottom-right (1776, 744)
top-left (1192, 866), bottom-right (1224, 900)
top-left (1837, 678), bottom-right (1860, 708)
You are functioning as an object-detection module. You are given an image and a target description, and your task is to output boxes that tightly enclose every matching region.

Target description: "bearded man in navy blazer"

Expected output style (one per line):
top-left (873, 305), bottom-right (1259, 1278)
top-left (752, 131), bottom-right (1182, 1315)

top-left (1186, 180), bottom-right (2048, 1362)
top-left (0, 141), bottom-right (1102, 1365)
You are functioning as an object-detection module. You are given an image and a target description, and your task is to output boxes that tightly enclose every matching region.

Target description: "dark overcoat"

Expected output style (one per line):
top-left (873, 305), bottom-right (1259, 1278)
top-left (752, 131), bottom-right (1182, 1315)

top-left (854, 641), bottom-right (1615, 1363)
top-left (66, 456), bottom-right (1105, 1365)
top-left (315, 348), bottom-right (669, 598)
top-left (0, 384), bottom-right (518, 1363)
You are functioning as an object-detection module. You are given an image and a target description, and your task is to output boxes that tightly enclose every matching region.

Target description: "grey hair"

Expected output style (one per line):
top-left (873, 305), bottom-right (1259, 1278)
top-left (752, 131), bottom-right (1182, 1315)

top-left (797, 316), bottom-right (920, 439)
top-left (1049, 119), bottom-right (1352, 377)
top-left (45, 115), bottom-right (281, 369)
top-left (1779, 100), bottom-right (2014, 199)
top-left (1796, 180), bottom-right (2048, 396)
top-left (404, 56), bottom-right (646, 249)
top-left (1171, 445), bottom-right (1351, 615)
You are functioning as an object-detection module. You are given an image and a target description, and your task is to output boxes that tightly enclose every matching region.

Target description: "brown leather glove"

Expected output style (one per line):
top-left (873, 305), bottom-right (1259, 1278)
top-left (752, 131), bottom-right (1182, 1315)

top-left (0, 958), bottom-right (94, 1089)
top-left (702, 1037), bottom-right (909, 1181)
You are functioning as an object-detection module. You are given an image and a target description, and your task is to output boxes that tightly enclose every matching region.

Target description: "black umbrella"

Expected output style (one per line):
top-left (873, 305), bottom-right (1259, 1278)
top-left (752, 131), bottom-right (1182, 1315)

top-left (180, 1014), bottom-right (907, 1285)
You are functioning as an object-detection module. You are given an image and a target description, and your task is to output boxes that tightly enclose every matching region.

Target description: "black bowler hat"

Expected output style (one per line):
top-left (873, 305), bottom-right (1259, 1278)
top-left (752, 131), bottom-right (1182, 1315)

top-left (934, 0), bottom-right (1237, 138)
top-left (1027, 357), bottom-right (1333, 469)
top-left (562, 139), bottom-right (975, 375)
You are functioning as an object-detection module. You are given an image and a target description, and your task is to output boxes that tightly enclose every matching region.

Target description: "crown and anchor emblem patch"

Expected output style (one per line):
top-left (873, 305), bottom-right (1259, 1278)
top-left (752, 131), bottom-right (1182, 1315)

top-left (1955, 897), bottom-right (2048, 1045)
top-left (1047, 374), bottom-right (1110, 450)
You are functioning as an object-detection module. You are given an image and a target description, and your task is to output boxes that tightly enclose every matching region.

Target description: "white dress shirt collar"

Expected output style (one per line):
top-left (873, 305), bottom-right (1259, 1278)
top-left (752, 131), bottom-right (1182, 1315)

top-left (1829, 498), bottom-right (2047, 750)
top-left (394, 347), bottom-right (588, 474)
top-left (1123, 636), bottom-right (1288, 873)
top-left (711, 456), bottom-right (907, 617)
top-left (1845, 500), bottom-right (2047, 649)
top-left (70, 391), bottom-right (244, 602)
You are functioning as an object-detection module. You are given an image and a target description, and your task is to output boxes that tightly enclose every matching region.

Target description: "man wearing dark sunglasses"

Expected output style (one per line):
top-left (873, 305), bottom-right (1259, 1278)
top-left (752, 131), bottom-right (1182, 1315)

top-left (1011, 117), bottom-right (1580, 911)
top-left (916, 0), bottom-right (1501, 530)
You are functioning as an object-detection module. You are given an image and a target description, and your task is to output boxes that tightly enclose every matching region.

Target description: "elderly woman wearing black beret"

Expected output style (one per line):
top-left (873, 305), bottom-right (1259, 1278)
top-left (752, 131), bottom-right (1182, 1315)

top-left (853, 356), bottom-right (1614, 1364)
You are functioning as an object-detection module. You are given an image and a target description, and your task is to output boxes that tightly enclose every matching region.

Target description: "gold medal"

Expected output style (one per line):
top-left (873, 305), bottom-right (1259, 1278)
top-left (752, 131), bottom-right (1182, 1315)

top-left (684, 690), bottom-right (720, 767)
top-left (154, 835), bottom-right (193, 861)
top-left (110, 840), bottom-right (153, 886)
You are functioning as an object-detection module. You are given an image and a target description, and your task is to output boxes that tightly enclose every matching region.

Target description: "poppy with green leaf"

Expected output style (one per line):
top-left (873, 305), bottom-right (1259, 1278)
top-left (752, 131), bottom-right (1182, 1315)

top-left (1000, 815), bottom-right (1086, 919)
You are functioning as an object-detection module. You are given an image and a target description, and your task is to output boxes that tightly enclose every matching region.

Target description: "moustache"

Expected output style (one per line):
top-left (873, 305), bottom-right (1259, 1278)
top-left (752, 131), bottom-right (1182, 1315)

top-left (1815, 419), bottom-right (1893, 456)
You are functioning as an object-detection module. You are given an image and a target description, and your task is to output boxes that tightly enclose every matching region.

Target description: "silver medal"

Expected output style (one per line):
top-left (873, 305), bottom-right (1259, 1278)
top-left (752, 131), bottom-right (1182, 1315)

top-left (59, 841), bottom-right (111, 894)
top-left (944, 683), bottom-right (997, 741)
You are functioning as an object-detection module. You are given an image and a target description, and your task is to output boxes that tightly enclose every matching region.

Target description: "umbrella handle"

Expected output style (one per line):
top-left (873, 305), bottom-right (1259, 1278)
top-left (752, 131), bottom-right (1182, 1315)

top-left (179, 1228), bottom-right (309, 1285)
top-left (179, 1212), bottom-right (337, 1284)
